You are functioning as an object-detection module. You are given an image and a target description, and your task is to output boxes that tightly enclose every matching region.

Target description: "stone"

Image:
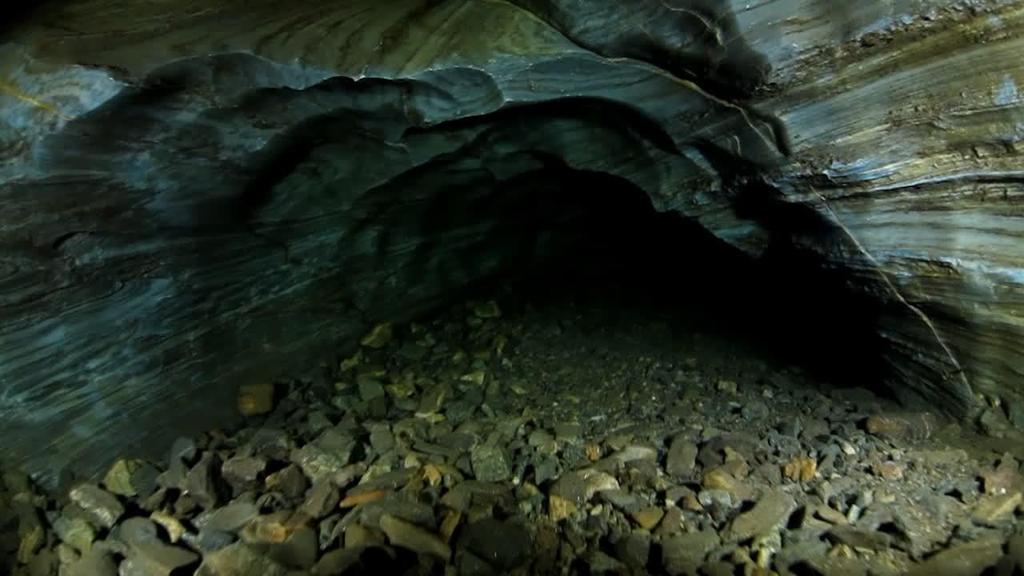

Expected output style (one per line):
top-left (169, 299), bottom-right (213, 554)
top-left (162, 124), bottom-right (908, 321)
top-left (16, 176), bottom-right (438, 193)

top-left (17, 521), bottom-right (44, 564)
top-left (782, 457), bottom-right (817, 483)
top-left (149, 512), bottom-right (185, 543)
top-left (237, 383), bottom-right (275, 416)
top-left (122, 541), bottom-right (200, 576)
top-left (971, 492), bottom-right (1022, 526)
top-left (826, 526), bottom-right (892, 552)
top-left (313, 548), bottom-right (366, 575)
top-left (357, 376), bottom-right (386, 402)
top-left (702, 468), bottom-right (744, 496)
top-left (221, 456), bottom-right (266, 492)
top-left (344, 523), bottom-right (385, 548)
top-left (613, 531), bottom-right (650, 570)
top-left (53, 516), bottom-right (96, 553)
top-left (63, 549), bottom-right (117, 576)
top-left (415, 384), bottom-right (449, 418)
top-left (864, 413), bottom-right (938, 442)
top-left (195, 542), bottom-right (288, 576)
top-left (980, 456), bottom-right (1024, 496)
top-left (630, 506), bottom-right (664, 530)
top-left (599, 489), bottom-right (643, 514)
top-left (717, 379), bottom-right (738, 395)
top-left (266, 525), bottom-right (318, 569)
top-left (666, 435), bottom-right (698, 478)
top-left (265, 464), bottom-right (308, 500)
top-left (661, 531), bottom-right (721, 576)
top-left (103, 459), bottom-right (159, 498)
top-left (550, 468), bottom-right (619, 506)
top-left (469, 444), bottom-right (511, 483)
top-left (378, 514), bottom-right (450, 559)
top-left (114, 517), bottom-right (159, 546)
top-left (871, 461), bottom-right (904, 480)
top-left (183, 528), bottom-right (236, 553)
top-left (459, 518), bottom-right (532, 571)
top-left (727, 490), bottom-right (797, 542)
top-left (202, 502), bottom-right (259, 533)
top-left (249, 429), bottom-right (293, 461)
top-left (548, 494), bottom-right (575, 522)
top-left (360, 323), bottom-right (394, 349)
top-left (906, 537), bottom-right (1004, 576)
top-left (68, 485), bottom-right (124, 529)
top-left (299, 482), bottom-right (340, 519)
top-left (186, 452), bottom-right (224, 509)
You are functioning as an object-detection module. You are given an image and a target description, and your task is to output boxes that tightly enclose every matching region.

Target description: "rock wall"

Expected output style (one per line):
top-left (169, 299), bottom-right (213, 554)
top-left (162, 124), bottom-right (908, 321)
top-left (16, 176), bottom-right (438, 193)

top-left (1, 0), bottom-right (1021, 483)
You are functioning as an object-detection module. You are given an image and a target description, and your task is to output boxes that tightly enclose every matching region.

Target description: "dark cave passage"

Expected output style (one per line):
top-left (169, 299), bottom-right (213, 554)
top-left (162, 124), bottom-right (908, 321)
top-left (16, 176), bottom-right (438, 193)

top-left (436, 166), bottom-right (891, 399)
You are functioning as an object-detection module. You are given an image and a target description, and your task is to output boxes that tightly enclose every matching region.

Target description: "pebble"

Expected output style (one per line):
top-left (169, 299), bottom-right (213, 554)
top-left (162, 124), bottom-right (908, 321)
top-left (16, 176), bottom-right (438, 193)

top-left (68, 484), bottom-right (124, 529)
top-left (379, 513), bottom-right (450, 559)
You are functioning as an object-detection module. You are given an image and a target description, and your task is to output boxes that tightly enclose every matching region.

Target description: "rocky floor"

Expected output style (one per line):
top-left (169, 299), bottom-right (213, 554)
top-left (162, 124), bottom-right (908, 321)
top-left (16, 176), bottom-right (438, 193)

top-left (2, 295), bottom-right (1024, 575)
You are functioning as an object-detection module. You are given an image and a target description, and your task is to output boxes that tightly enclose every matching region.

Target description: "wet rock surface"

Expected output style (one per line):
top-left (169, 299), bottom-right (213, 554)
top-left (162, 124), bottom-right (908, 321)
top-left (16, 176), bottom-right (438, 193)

top-left (2, 298), bottom-right (1022, 575)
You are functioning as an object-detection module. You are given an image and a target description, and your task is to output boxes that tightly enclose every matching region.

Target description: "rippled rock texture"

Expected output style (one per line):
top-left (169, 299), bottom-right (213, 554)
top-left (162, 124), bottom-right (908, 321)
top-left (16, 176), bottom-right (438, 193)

top-left (1, 0), bottom-right (1022, 482)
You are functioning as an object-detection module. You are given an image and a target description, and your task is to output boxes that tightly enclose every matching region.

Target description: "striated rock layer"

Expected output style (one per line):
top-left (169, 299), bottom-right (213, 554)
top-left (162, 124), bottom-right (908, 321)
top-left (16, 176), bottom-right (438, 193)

top-left (0, 0), bottom-right (1021, 482)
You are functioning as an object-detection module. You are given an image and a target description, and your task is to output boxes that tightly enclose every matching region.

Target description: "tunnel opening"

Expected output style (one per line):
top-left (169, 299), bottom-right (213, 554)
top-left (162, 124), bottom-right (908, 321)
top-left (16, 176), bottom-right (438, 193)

top-left (423, 163), bottom-right (893, 401)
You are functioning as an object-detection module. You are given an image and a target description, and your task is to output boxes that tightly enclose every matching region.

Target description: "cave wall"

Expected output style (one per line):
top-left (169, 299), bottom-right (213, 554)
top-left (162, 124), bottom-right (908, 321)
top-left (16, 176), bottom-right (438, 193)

top-left (1, 0), bottom-right (1022, 483)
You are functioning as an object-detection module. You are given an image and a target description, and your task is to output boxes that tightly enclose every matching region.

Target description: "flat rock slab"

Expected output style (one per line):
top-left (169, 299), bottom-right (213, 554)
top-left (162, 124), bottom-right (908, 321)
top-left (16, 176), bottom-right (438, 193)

top-left (727, 490), bottom-right (797, 542)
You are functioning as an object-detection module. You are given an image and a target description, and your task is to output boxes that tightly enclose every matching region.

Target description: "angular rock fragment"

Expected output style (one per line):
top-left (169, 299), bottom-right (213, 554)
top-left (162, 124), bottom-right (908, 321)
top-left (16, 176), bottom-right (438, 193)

top-left (666, 435), bottom-right (698, 478)
top-left (264, 464), bottom-right (308, 500)
top-left (905, 537), bottom-right (1004, 576)
top-left (459, 518), bottom-right (532, 572)
top-left (299, 482), bottom-right (340, 519)
top-left (661, 531), bottom-right (720, 576)
top-left (971, 492), bottom-right (1022, 526)
top-left (185, 453), bottom-right (224, 509)
top-left (201, 502), bottom-right (259, 533)
top-left (63, 549), bottom-right (118, 576)
top-left (68, 485), bottom-right (124, 529)
top-left (469, 444), bottom-right (511, 483)
top-left (220, 456), bottom-right (266, 493)
top-left (103, 459), bottom-right (159, 498)
top-left (195, 542), bottom-right (287, 576)
top-left (379, 514), bottom-right (450, 559)
top-left (727, 490), bottom-right (797, 542)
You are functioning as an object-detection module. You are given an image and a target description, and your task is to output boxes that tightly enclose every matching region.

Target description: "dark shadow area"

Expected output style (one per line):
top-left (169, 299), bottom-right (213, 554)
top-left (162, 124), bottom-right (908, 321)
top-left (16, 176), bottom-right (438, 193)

top-left (449, 167), bottom-right (891, 397)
